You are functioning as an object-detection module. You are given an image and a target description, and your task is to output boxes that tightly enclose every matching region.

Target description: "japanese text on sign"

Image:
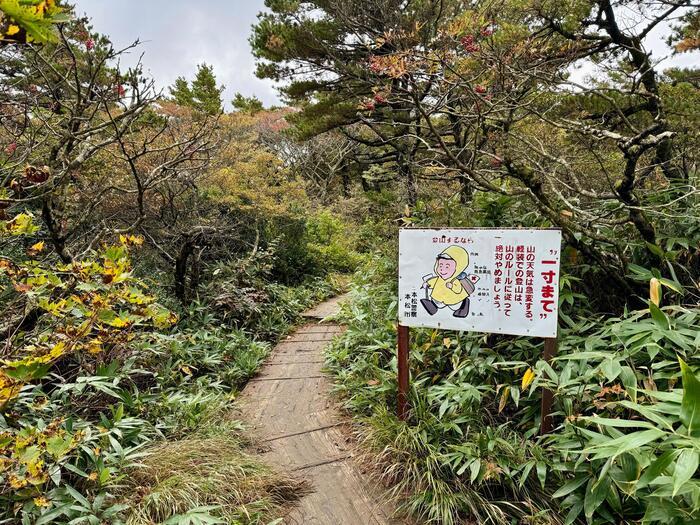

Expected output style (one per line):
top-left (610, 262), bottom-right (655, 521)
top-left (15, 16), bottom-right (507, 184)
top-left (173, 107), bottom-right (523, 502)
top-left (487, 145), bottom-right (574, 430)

top-left (398, 228), bottom-right (562, 338)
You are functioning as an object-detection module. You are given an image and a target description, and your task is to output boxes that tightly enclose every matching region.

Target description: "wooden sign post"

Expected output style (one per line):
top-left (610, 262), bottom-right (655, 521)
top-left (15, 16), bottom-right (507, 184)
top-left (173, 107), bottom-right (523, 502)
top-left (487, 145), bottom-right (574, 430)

top-left (539, 336), bottom-right (559, 434)
top-left (397, 324), bottom-right (410, 420)
top-left (396, 228), bottom-right (563, 430)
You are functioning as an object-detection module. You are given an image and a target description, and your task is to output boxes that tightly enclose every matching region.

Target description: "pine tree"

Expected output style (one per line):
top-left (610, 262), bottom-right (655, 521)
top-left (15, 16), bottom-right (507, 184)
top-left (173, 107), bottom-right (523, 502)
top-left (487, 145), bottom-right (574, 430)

top-left (190, 64), bottom-right (224, 115)
top-left (169, 77), bottom-right (194, 107)
top-left (169, 64), bottom-right (224, 115)
top-left (250, 1), bottom-right (439, 206)
top-left (232, 93), bottom-right (264, 113)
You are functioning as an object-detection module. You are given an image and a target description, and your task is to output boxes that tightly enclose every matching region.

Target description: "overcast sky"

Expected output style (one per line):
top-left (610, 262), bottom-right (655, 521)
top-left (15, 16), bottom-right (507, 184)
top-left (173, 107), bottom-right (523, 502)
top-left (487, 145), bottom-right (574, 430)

top-left (71, 1), bottom-right (697, 110)
top-left (71, 0), bottom-right (281, 109)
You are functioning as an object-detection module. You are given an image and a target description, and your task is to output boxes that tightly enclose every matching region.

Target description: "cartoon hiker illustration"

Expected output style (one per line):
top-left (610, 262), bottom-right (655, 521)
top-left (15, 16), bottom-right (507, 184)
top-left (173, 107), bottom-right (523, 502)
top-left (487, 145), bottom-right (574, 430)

top-left (421, 245), bottom-right (477, 318)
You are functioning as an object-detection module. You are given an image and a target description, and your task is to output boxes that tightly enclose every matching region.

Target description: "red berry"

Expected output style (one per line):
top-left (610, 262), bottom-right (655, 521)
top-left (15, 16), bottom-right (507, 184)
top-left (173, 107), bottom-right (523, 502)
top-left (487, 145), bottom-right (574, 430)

top-left (373, 93), bottom-right (387, 104)
top-left (86, 38), bottom-right (95, 51)
top-left (475, 84), bottom-right (487, 94)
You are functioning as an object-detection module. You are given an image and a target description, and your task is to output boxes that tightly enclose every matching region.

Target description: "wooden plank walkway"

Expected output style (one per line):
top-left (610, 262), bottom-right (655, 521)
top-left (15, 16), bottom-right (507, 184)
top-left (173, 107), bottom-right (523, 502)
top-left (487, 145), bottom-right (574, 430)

top-left (238, 295), bottom-right (402, 524)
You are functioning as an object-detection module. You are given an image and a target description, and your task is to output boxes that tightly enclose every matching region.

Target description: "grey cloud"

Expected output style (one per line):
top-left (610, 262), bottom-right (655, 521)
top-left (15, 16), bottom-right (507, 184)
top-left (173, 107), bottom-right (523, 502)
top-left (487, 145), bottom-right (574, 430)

top-left (71, 0), bottom-right (281, 108)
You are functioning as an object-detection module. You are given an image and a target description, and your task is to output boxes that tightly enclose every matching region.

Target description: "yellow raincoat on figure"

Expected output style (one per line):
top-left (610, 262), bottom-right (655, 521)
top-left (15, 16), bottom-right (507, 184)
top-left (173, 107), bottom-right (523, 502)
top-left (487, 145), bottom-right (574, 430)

top-left (421, 245), bottom-right (473, 318)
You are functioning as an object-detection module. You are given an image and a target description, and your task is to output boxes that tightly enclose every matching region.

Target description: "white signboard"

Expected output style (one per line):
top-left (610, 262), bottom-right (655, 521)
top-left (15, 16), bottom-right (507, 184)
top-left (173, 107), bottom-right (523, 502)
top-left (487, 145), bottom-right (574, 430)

top-left (398, 228), bottom-right (562, 338)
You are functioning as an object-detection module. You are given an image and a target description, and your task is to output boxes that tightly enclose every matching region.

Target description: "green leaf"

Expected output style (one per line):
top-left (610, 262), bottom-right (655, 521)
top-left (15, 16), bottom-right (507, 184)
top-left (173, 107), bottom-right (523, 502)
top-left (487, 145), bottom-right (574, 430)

top-left (35, 504), bottom-right (72, 525)
top-left (18, 445), bottom-right (40, 464)
top-left (510, 385), bottom-right (520, 407)
top-left (46, 435), bottom-right (72, 458)
top-left (581, 416), bottom-right (655, 429)
top-left (163, 507), bottom-right (226, 525)
top-left (641, 498), bottom-right (683, 522)
top-left (584, 475), bottom-right (610, 520)
top-left (469, 459), bottom-right (481, 483)
top-left (605, 481), bottom-right (622, 513)
top-left (114, 403), bottom-right (124, 421)
top-left (649, 302), bottom-right (670, 331)
top-left (4, 362), bottom-right (51, 381)
top-left (600, 358), bottom-right (622, 382)
top-left (645, 242), bottom-right (665, 259)
top-left (65, 484), bottom-right (91, 509)
top-left (536, 461), bottom-right (547, 488)
top-left (627, 263), bottom-right (653, 279)
top-left (552, 475), bottom-right (588, 498)
top-left (97, 309), bottom-right (118, 324)
top-left (619, 366), bottom-right (638, 402)
top-left (637, 450), bottom-right (680, 491)
top-left (564, 500), bottom-right (583, 525)
top-left (672, 449), bottom-right (699, 497)
top-left (680, 358), bottom-right (700, 437)
top-left (585, 429), bottom-right (665, 460)
top-left (659, 277), bottom-right (683, 294)
top-left (618, 400), bottom-right (675, 431)
top-left (518, 460), bottom-right (535, 488)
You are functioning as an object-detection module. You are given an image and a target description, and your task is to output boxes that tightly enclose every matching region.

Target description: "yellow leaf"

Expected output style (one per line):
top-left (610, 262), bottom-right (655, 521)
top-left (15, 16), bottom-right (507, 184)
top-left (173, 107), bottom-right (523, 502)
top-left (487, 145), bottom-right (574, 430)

top-left (33, 496), bottom-right (51, 508)
top-left (30, 241), bottom-right (45, 252)
top-left (7, 25), bottom-right (20, 36)
top-left (6, 213), bottom-right (38, 235)
top-left (649, 277), bottom-right (662, 307)
top-left (498, 386), bottom-right (510, 413)
top-left (443, 337), bottom-right (452, 348)
top-left (48, 342), bottom-right (66, 360)
top-left (108, 317), bottom-right (130, 328)
top-left (0, 384), bottom-right (23, 406)
top-left (521, 368), bottom-right (535, 390)
top-left (9, 475), bottom-right (27, 489)
top-left (86, 340), bottom-right (102, 355)
top-left (26, 458), bottom-right (44, 478)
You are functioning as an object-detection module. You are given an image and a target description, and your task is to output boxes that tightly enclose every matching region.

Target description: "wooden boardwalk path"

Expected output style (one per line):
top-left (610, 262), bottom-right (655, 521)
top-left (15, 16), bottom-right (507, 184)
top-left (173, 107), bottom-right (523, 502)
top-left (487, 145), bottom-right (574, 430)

top-left (238, 295), bottom-right (401, 524)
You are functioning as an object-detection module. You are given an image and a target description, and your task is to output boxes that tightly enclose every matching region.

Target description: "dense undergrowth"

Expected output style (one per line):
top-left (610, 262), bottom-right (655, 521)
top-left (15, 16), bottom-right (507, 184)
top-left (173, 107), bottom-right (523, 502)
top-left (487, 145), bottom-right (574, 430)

top-left (0, 236), bottom-right (342, 524)
top-left (328, 257), bottom-right (700, 525)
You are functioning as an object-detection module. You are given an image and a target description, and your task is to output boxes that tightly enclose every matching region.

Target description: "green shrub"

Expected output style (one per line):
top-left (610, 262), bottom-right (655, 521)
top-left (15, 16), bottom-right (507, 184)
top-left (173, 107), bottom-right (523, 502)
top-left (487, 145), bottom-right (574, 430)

top-left (305, 210), bottom-right (364, 273)
top-left (327, 256), bottom-right (700, 524)
top-left (201, 247), bottom-right (341, 341)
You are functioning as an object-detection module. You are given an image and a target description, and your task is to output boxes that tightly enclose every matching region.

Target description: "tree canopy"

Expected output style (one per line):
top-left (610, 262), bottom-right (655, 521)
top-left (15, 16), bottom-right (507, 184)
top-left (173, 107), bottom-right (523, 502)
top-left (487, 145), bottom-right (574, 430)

top-left (169, 63), bottom-right (225, 115)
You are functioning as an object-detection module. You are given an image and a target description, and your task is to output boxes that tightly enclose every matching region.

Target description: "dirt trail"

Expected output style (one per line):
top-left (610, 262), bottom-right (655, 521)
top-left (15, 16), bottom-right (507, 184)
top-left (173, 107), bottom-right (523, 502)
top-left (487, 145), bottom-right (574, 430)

top-left (238, 295), bottom-right (401, 524)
